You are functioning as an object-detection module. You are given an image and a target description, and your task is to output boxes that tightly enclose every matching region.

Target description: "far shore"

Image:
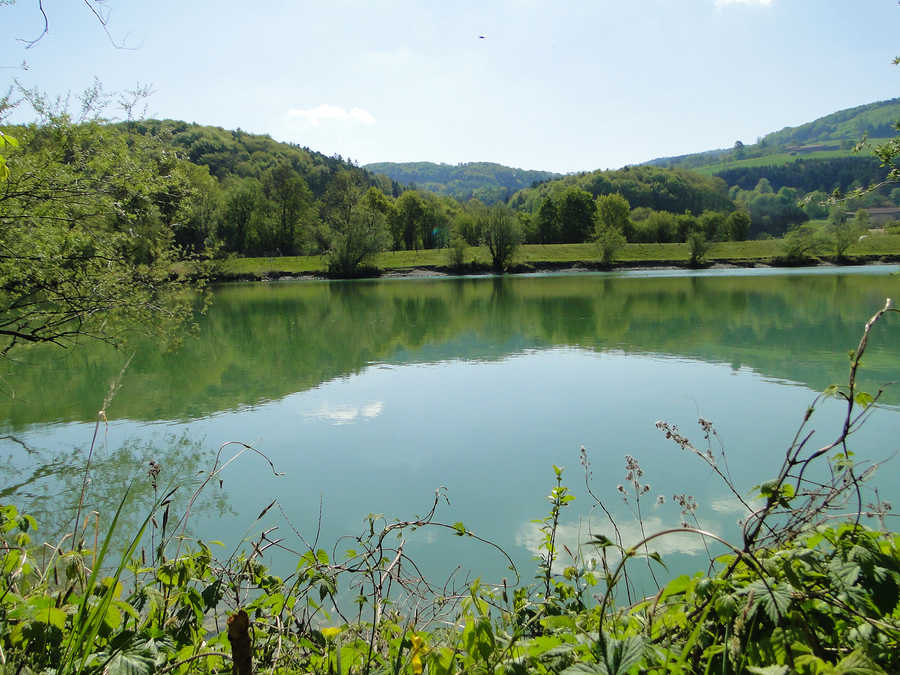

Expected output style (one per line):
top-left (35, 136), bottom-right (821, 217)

top-left (212, 252), bottom-right (900, 283)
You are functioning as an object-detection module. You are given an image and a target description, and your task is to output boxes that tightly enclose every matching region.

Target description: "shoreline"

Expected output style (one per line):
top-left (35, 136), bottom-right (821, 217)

top-left (212, 253), bottom-right (900, 283)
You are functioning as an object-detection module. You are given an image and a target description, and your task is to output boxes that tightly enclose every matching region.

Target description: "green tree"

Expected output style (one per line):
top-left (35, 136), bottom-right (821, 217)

top-left (725, 210), bottom-right (751, 241)
top-left (754, 177), bottom-right (774, 194)
top-left (827, 209), bottom-right (865, 259)
top-left (594, 193), bottom-right (631, 236)
top-left (594, 225), bottom-right (626, 266)
top-left (557, 186), bottom-right (596, 243)
top-left (220, 178), bottom-right (270, 254)
top-left (322, 172), bottom-right (390, 275)
top-left (698, 210), bottom-right (725, 241)
top-left (780, 223), bottom-right (824, 262)
top-left (478, 204), bottom-right (521, 272)
top-left (451, 208), bottom-right (481, 246)
top-left (801, 190), bottom-right (830, 220)
top-left (262, 162), bottom-right (313, 255)
top-left (687, 231), bottom-right (711, 266)
top-left (0, 110), bottom-right (202, 354)
top-left (393, 190), bottom-right (426, 250)
top-left (534, 196), bottom-right (560, 244)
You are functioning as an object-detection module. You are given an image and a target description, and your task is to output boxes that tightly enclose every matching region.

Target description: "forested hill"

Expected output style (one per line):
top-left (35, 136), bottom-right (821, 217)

top-left (363, 161), bottom-right (562, 204)
top-left (508, 165), bottom-right (733, 215)
top-left (643, 97), bottom-right (900, 172)
top-left (126, 119), bottom-right (391, 198)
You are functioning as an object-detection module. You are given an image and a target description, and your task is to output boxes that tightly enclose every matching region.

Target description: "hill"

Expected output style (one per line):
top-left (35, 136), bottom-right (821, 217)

top-left (364, 161), bottom-right (562, 204)
top-left (643, 98), bottom-right (900, 175)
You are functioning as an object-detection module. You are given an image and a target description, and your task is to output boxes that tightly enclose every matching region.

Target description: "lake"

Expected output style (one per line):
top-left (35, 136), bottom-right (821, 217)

top-left (2, 266), bottom-right (899, 598)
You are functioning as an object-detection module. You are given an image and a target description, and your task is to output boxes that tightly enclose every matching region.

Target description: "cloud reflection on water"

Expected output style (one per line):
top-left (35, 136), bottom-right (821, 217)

top-left (305, 401), bottom-right (385, 425)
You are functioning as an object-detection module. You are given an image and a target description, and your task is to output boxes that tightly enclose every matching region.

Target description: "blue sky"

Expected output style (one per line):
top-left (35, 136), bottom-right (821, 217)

top-left (2, 0), bottom-right (898, 173)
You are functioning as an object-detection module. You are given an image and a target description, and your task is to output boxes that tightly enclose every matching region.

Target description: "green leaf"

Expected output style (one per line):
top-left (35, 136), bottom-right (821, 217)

top-left (561, 664), bottom-right (605, 674)
top-left (854, 391), bottom-right (874, 407)
top-left (102, 650), bottom-right (156, 675)
top-left (660, 574), bottom-right (691, 600)
top-left (746, 667), bottom-right (789, 675)
top-left (452, 521), bottom-right (467, 536)
top-left (540, 615), bottom-right (576, 632)
top-left (827, 559), bottom-right (861, 587)
top-left (739, 579), bottom-right (794, 623)
top-left (586, 534), bottom-right (616, 549)
top-left (599, 634), bottom-right (645, 675)
top-left (834, 649), bottom-right (888, 674)
top-left (823, 384), bottom-right (840, 397)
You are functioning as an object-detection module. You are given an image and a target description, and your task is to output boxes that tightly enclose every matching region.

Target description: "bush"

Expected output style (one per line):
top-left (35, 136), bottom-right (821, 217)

top-left (594, 224), bottom-right (626, 266)
top-left (687, 231), bottom-right (711, 266)
top-left (779, 223), bottom-right (824, 262)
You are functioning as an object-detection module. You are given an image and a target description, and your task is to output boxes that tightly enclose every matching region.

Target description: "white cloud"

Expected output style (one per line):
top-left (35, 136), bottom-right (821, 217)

top-left (715, 0), bottom-right (773, 6)
top-left (286, 104), bottom-right (376, 127)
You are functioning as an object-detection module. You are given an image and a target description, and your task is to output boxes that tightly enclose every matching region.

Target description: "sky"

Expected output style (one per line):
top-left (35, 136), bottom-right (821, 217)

top-left (1, 0), bottom-right (898, 174)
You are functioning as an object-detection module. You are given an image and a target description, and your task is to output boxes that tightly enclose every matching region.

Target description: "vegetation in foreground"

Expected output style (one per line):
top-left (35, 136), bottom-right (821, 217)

top-left (1, 303), bottom-right (898, 674)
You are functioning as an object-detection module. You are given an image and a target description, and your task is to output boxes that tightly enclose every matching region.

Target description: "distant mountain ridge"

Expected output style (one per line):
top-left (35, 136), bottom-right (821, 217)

top-left (364, 161), bottom-right (562, 204)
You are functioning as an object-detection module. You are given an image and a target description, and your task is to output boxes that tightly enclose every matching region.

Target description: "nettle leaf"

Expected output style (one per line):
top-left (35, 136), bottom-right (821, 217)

top-left (102, 650), bottom-right (157, 675)
top-left (739, 580), bottom-right (794, 623)
top-left (746, 667), bottom-right (789, 675)
top-left (561, 664), bottom-right (605, 674)
top-left (587, 633), bottom-right (645, 675)
top-left (834, 648), bottom-right (888, 674)
top-left (827, 559), bottom-right (861, 588)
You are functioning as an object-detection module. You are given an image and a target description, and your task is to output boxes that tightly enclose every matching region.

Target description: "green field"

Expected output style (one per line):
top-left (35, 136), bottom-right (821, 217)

top-left (689, 142), bottom-right (894, 176)
top-left (216, 234), bottom-right (900, 280)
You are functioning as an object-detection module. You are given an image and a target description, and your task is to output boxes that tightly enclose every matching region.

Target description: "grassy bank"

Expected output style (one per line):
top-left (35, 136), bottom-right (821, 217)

top-left (214, 234), bottom-right (900, 281)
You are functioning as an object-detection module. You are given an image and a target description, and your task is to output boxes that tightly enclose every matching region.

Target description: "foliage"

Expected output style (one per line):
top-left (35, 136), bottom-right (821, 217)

top-left (446, 234), bottom-right (468, 270)
top-left (0, 95), bottom-right (208, 355)
top-left (778, 224), bottom-right (825, 263)
top-left (479, 203), bottom-right (522, 272)
top-left (323, 172), bottom-right (391, 276)
top-left (827, 209), bottom-right (865, 259)
top-left (364, 161), bottom-right (562, 204)
top-left (687, 231), bottom-right (710, 266)
top-left (510, 165), bottom-right (733, 229)
top-left (594, 226), bottom-right (626, 266)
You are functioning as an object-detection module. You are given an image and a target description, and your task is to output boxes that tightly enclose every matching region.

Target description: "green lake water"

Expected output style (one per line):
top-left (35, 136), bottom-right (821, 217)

top-left (2, 266), bottom-right (899, 597)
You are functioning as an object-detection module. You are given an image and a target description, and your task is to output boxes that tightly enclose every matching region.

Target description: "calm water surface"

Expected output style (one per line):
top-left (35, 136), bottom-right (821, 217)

top-left (2, 266), bottom-right (899, 592)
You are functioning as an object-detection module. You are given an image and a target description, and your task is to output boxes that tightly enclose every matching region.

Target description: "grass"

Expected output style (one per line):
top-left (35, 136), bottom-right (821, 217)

top-left (214, 234), bottom-right (900, 280)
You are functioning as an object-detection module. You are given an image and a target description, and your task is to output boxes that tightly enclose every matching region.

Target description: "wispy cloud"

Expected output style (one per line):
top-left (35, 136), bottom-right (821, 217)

top-left (714, 0), bottom-right (773, 7)
top-left (286, 104), bottom-right (376, 127)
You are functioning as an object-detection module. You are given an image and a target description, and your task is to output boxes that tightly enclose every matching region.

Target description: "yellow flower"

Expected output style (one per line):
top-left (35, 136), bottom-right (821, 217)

top-left (321, 626), bottom-right (341, 641)
top-left (410, 634), bottom-right (425, 674)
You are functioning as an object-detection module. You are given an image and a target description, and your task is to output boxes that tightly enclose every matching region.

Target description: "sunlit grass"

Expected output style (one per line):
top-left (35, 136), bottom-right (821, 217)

top-left (216, 234), bottom-right (900, 278)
